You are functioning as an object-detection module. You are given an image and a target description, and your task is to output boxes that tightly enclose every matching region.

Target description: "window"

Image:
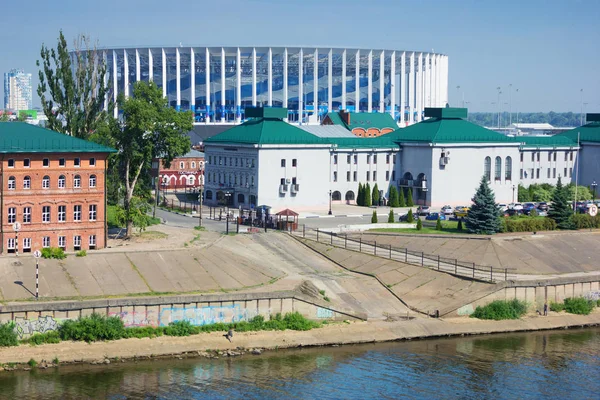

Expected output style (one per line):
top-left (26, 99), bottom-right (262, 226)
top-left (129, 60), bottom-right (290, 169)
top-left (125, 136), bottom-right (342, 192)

top-left (569, 167), bottom-right (573, 177)
top-left (205, 190), bottom-right (213, 200)
top-left (8, 207), bottom-right (16, 224)
top-left (292, 159), bottom-right (297, 167)
top-left (42, 206), bottom-right (50, 223)
top-left (530, 168), bottom-right (534, 179)
top-left (43, 236), bottom-right (50, 248)
top-left (373, 155), bottom-right (377, 164)
top-left (23, 207), bottom-right (31, 223)
top-left (333, 171), bottom-right (338, 182)
top-left (74, 235), bottom-right (82, 250)
top-left (386, 171), bottom-right (390, 181)
top-left (58, 236), bottom-right (66, 249)
top-left (553, 152), bottom-right (557, 162)
top-left (520, 153), bottom-right (524, 162)
top-left (219, 156), bottom-right (223, 165)
top-left (89, 235), bottom-right (96, 249)
top-left (43, 158), bottom-right (49, 167)
top-left (366, 171), bottom-right (370, 181)
top-left (89, 175), bottom-right (97, 188)
top-left (251, 159), bottom-right (255, 168)
top-left (7, 238), bottom-right (15, 250)
top-left (553, 168), bottom-right (556, 178)
top-left (179, 161), bottom-right (185, 169)
top-left (23, 238), bottom-right (31, 251)
top-left (23, 159), bottom-right (30, 168)
top-left (333, 155), bottom-right (338, 165)
top-left (280, 159), bottom-right (286, 168)
top-left (74, 158), bottom-right (80, 167)
top-left (564, 152), bottom-right (568, 161)
top-left (386, 154), bottom-right (390, 164)
top-left (58, 205), bottom-right (66, 222)
top-left (191, 161), bottom-right (196, 169)
top-left (484, 156), bottom-right (491, 181)
top-left (494, 156), bottom-right (501, 181)
top-left (59, 158), bottom-right (65, 167)
top-left (570, 152), bottom-right (573, 161)
top-left (520, 169), bottom-right (524, 179)
top-left (548, 152), bottom-right (552, 162)
top-left (353, 171), bottom-right (357, 181)
top-left (347, 154), bottom-right (351, 164)
top-left (42, 175), bottom-right (50, 189)
top-left (392, 171), bottom-right (396, 181)
top-left (292, 177), bottom-right (297, 185)
top-left (74, 175), bottom-right (81, 188)
top-left (89, 157), bottom-right (96, 166)
top-left (531, 152), bottom-right (535, 162)
top-left (8, 159), bottom-right (14, 168)
top-left (73, 205), bottom-right (82, 221)
top-left (547, 168), bottom-right (551, 179)
top-left (353, 155), bottom-right (357, 164)
top-left (505, 157), bottom-right (512, 181)
top-left (564, 167), bottom-right (567, 177)
top-left (23, 176), bottom-right (30, 189)
top-left (58, 175), bottom-right (66, 188)
top-left (367, 154), bottom-right (371, 164)
top-left (393, 154), bottom-right (397, 164)
top-left (346, 171), bottom-right (351, 182)
top-left (8, 176), bottom-right (15, 190)
top-left (537, 152), bottom-right (540, 162)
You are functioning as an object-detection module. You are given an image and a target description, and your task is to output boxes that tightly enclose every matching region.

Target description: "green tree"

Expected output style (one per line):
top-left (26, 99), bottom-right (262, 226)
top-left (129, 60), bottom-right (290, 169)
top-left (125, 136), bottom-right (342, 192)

top-left (357, 183), bottom-right (364, 206)
top-left (436, 217), bottom-right (443, 231)
top-left (372, 183), bottom-right (380, 206)
top-left (371, 210), bottom-right (378, 223)
top-left (37, 31), bottom-right (112, 139)
top-left (398, 188), bottom-right (406, 207)
top-left (518, 184), bottom-right (531, 202)
top-left (566, 184), bottom-right (592, 201)
top-left (365, 183), bottom-right (372, 207)
top-left (548, 177), bottom-right (574, 229)
top-left (388, 209), bottom-right (394, 223)
top-left (407, 209), bottom-right (414, 223)
top-left (0, 111), bottom-right (8, 122)
top-left (465, 176), bottom-right (501, 234)
top-left (98, 81), bottom-right (192, 237)
top-left (406, 188), bottom-right (414, 207)
top-left (416, 217), bottom-right (422, 230)
top-left (388, 186), bottom-right (399, 207)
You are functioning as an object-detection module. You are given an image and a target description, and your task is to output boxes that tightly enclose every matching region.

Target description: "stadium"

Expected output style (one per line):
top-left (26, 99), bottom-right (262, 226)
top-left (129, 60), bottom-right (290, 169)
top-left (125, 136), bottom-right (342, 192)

top-left (96, 46), bottom-right (448, 124)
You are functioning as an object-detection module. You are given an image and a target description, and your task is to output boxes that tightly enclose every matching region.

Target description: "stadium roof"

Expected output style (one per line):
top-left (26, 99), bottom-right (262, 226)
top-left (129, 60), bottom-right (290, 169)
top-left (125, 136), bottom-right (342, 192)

top-left (0, 122), bottom-right (116, 154)
top-left (297, 125), bottom-right (356, 138)
top-left (324, 111), bottom-right (397, 131)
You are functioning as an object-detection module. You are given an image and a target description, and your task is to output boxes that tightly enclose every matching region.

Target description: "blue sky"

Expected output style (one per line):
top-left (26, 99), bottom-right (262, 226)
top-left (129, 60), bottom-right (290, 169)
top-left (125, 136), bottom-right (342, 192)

top-left (2, 0), bottom-right (599, 112)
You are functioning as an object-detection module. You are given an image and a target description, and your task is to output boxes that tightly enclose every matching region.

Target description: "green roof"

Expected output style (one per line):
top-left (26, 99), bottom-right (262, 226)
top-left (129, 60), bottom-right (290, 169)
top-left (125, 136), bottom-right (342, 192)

top-left (518, 135), bottom-right (577, 148)
top-left (0, 122), bottom-right (116, 154)
top-left (324, 111), bottom-right (397, 131)
top-left (558, 122), bottom-right (600, 143)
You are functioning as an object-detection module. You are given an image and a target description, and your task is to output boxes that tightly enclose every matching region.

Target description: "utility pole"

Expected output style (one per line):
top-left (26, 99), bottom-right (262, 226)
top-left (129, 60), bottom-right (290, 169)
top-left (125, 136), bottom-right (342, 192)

top-left (198, 186), bottom-right (203, 228)
top-left (496, 87), bottom-right (501, 129)
top-left (509, 83), bottom-right (512, 126)
top-left (580, 89), bottom-right (584, 126)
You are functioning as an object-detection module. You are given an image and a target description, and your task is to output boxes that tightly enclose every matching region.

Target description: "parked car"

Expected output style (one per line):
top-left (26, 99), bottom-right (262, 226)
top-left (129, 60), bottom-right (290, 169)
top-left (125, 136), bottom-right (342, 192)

top-left (416, 206), bottom-right (431, 216)
top-left (537, 202), bottom-right (549, 211)
top-left (454, 206), bottom-right (469, 218)
top-left (398, 213), bottom-right (410, 222)
top-left (504, 208), bottom-right (523, 217)
top-left (537, 210), bottom-right (548, 217)
top-left (425, 212), bottom-right (446, 221)
top-left (523, 202), bottom-right (537, 214)
top-left (441, 205), bottom-right (454, 215)
top-left (508, 203), bottom-right (523, 211)
top-left (497, 203), bottom-right (508, 212)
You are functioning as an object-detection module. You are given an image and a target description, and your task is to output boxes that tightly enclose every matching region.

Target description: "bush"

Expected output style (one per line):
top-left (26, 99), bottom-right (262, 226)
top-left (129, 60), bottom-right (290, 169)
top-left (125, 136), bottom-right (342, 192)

top-left (550, 302), bottom-right (565, 312)
top-left (388, 209), bottom-right (394, 223)
top-left (76, 250), bottom-right (87, 257)
top-left (436, 218), bottom-right (442, 231)
top-left (470, 299), bottom-right (528, 320)
top-left (122, 326), bottom-right (164, 339)
top-left (27, 359), bottom-right (38, 368)
top-left (457, 219), bottom-right (463, 231)
top-left (570, 214), bottom-right (600, 230)
top-left (407, 209), bottom-right (414, 223)
top-left (504, 217), bottom-right (557, 233)
top-left (41, 247), bottom-right (67, 260)
top-left (163, 320), bottom-right (200, 336)
top-left (563, 297), bottom-right (595, 315)
top-left (22, 331), bottom-right (61, 345)
top-left (371, 210), bottom-right (378, 223)
top-left (416, 218), bottom-right (422, 231)
top-left (0, 322), bottom-right (18, 347)
top-left (59, 313), bottom-right (125, 342)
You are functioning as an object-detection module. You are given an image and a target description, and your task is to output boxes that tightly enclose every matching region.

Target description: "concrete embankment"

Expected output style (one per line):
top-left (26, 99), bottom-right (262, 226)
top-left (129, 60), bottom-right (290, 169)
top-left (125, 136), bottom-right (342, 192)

top-left (1, 312), bottom-right (599, 366)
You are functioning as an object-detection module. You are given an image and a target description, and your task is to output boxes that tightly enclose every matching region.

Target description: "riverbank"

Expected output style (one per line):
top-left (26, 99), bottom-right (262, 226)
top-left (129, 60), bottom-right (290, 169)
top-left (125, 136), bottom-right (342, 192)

top-left (1, 311), bottom-right (599, 368)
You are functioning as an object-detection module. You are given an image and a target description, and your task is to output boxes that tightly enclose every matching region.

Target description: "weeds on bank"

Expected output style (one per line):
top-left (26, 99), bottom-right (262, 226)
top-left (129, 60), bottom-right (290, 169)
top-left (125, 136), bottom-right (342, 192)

top-left (470, 299), bottom-right (528, 320)
top-left (0, 312), bottom-right (323, 347)
top-left (550, 297), bottom-right (596, 315)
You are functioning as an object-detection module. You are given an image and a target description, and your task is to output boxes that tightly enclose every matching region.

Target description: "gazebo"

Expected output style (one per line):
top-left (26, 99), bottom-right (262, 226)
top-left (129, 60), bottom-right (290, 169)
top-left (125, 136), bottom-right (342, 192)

top-left (275, 209), bottom-right (299, 231)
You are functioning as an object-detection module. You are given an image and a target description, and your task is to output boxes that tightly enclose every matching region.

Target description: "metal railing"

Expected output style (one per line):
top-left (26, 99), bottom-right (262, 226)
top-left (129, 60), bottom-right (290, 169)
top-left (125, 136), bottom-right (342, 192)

top-left (290, 225), bottom-right (515, 283)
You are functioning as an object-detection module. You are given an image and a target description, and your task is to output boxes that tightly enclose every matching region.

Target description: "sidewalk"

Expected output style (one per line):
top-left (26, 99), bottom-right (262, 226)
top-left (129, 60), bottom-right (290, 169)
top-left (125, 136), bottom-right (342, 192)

top-left (300, 205), bottom-right (415, 219)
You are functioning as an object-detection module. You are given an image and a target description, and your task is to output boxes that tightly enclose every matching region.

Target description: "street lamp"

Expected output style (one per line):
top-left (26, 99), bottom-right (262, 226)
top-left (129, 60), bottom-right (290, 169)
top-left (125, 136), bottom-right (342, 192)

top-left (592, 181), bottom-right (597, 200)
top-left (512, 185), bottom-right (516, 203)
top-left (12, 222), bottom-right (21, 257)
top-left (198, 186), bottom-right (203, 228)
top-left (328, 190), bottom-right (332, 215)
top-left (496, 87), bottom-right (502, 129)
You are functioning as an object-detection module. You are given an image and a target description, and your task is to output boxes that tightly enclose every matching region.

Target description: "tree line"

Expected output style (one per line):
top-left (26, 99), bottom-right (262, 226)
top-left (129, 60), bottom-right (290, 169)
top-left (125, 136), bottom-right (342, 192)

top-left (468, 112), bottom-right (585, 128)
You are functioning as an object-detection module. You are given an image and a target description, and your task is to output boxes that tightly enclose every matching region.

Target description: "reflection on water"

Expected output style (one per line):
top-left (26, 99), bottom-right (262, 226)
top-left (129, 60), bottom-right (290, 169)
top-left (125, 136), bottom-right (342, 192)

top-left (1, 328), bottom-right (599, 399)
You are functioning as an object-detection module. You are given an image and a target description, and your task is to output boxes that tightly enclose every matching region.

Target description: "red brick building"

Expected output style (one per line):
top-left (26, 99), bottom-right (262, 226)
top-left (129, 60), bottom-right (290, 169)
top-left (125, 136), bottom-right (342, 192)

top-left (151, 149), bottom-right (205, 192)
top-left (0, 122), bottom-right (115, 254)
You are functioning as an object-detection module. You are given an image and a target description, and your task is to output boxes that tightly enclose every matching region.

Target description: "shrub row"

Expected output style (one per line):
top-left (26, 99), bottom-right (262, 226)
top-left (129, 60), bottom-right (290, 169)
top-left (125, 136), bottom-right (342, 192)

top-left (570, 214), bottom-right (600, 230)
top-left (470, 299), bottom-right (528, 320)
top-left (500, 217), bottom-right (557, 233)
top-left (1, 312), bottom-right (323, 347)
top-left (41, 247), bottom-right (67, 260)
top-left (551, 297), bottom-right (597, 315)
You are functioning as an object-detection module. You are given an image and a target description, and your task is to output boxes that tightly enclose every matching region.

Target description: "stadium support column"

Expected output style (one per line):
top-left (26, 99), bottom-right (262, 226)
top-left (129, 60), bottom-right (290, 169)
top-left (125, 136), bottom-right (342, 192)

top-left (124, 50), bottom-right (129, 98)
top-left (314, 49), bottom-right (318, 120)
top-left (408, 52), bottom-right (415, 124)
top-left (424, 53), bottom-right (430, 109)
top-left (298, 48), bottom-right (303, 124)
top-left (149, 49), bottom-right (153, 82)
top-left (436, 55), bottom-right (441, 107)
top-left (400, 52), bottom-right (405, 126)
top-left (379, 50), bottom-right (385, 113)
top-left (162, 49), bottom-right (167, 98)
top-left (416, 52), bottom-right (422, 122)
top-left (283, 48), bottom-right (288, 121)
top-left (443, 56), bottom-right (449, 107)
top-left (367, 50), bottom-right (372, 113)
top-left (431, 54), bottom-right (437, 108)
top-left (135, 49), bottom-right (141, 82)
top-left (252, 48), bottom-right (257, 107)
top-left (103, 51), bottom-right (108, 112)
top-left (268, 47), bottom-right (273, 107)
top-left (221, 48), bottom-right (226, 122)
top-left (341, 49), bottom-right (346, 110)
top-left (236, 48), bottom-right (241, 123)
top-left (355, 50), bottom-right (360, 112)
top-left (112, 51), bottom-right (118, 118)
top-left (190, 48), bottom-right (195, 113)
top-left (328, 49), bottom-right (332, 114)
top-left (205, 48), bottom-right (211, 122)
top-left (390, 51), bottom-right (396, 119)
top-left (176, 48), bottom-right (181, 111)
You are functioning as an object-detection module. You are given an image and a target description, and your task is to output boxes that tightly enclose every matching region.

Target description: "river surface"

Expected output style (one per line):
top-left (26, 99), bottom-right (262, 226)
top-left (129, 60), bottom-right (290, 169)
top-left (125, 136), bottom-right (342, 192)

top-left (0, 328), bottom-right (599, 400)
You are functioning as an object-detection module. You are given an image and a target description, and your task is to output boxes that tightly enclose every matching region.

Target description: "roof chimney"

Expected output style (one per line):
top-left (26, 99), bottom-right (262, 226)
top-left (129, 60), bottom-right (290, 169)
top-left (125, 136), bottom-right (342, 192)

top-left (340, 109), bottom-right (351, 126)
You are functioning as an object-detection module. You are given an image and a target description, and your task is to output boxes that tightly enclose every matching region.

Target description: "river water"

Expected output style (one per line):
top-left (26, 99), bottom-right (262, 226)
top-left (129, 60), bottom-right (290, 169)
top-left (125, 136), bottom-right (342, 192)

top-left (0, 328), bottom-right (598, 400)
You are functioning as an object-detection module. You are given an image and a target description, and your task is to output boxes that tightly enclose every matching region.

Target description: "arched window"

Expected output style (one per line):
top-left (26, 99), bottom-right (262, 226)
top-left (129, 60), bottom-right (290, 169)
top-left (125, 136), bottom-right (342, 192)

top-left (23, 176), bottom-right (30, 189)
top-left (494, 156), bottom-right (502, 181)
top-left (187, 176), bottom-right (195, 185)
top-left (42, 175), bottom-right (50, 189)
top-left (205, 190), bottom-right (213, 200)
top-left (484, 157), bottom-right (491, 182)
top-left (332, 191), bottom-right (342, 201)
top-left (505, 157), bottom-right (512, 181)
top-left (345, 191), bottom-right (355, 201)
top-left (7, 176), bottom-right (15, 190)
top-left (250, 195), bottom-right (257, 206)
top-left (191, 161), bottom-right (196, 169)
top-left (89, 175), bottom-right (97, 188)
top-left (237, 194), bottom-right (245, 204)
top-left (74, 175), bottom-right (81, 188)
top-left (58, 175), bottom-right (66, 188)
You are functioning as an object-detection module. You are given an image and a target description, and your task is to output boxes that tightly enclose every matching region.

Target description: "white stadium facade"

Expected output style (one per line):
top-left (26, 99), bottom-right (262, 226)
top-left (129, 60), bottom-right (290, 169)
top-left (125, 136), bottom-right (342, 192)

top-left (93, 46), bottom-right (448, 124)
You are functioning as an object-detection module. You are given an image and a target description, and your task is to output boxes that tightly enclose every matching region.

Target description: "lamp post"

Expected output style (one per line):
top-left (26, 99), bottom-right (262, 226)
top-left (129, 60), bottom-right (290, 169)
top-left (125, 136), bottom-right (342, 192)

top-left (224, 192), bottom-right (231, 234)
top-left (592, 181), bottom-right (597, 200)
top-left (508, 83), bottom-right (512, 126)
top-left (512, 185), bottom-right (516, 203)
top-left (328, 190), bottom-right (332, 215)
top-left (580, 89), bottom-right (584, 126)
top-left (496, 87), bottom-right (502, 129)
top-left (12, 222), bottom-right (21, 257)
top-left (198, 186), bottom-right (203, 228)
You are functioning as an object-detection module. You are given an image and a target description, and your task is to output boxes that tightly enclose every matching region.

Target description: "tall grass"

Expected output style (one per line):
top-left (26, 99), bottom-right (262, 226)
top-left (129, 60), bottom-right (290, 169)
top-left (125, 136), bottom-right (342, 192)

top-left (0, 322), bottom-right (18, 347)
top-left (470, 299), bottom-right (528, 320)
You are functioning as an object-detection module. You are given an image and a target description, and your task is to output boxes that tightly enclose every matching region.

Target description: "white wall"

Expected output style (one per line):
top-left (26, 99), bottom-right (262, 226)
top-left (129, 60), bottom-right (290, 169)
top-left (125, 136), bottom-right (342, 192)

top-left (518, 148), bottom-right (578, 187)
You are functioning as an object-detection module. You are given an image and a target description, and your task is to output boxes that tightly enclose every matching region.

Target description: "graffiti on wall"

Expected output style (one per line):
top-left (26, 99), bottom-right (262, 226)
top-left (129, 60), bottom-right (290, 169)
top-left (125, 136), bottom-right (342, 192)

top-left (457, 304), bottom-right (475, 316)
top-left (14, 316), bottom-right (59, 339)
top-left (584, 291), bottom-right (600, 301)
top-left (158, 304), bottom-right (255, 327)
top-left (317, 307), bottom-right (334, 319)
top-left (108, 310), bottom-right (156, 328)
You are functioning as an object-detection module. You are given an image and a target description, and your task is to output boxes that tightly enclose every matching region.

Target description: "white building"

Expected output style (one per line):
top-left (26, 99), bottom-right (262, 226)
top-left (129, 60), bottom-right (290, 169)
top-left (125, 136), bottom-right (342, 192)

top-left (203, 107), bottom-right (592, 212)
top-left (3, 69), bottom-right (32, 111)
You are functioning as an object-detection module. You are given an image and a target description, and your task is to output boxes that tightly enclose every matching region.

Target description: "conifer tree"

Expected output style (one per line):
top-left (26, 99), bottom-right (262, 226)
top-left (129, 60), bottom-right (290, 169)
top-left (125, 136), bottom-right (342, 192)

top-left (357, 183), bottom-right (363, 206)
top-left (388, 209), bottom-right (395, 223)
top-left (365, 183), bottom-right (372, 207)
top-left (371, 210), bottom-right (378, 223)
top-left (407, 209), bottom-right (414, 223)
top-left (457, 219), bottom-right (463, 231)
top-left (389, 186), bottom-right (400, 207)
top-left (416, 217), bottom-right (422, 230)
top-left (465, 176), bottom-right (501, 234)
top-left (548, 176), bottom-right (574, 229)
top-left (436, 217), bottom-right (443, 231)
top-left (372, 183), bottom-right (380, 206)
top-left (399, 188), bottom-right (406, 207)
top-left (407, 188), bottom-right (414, 207)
